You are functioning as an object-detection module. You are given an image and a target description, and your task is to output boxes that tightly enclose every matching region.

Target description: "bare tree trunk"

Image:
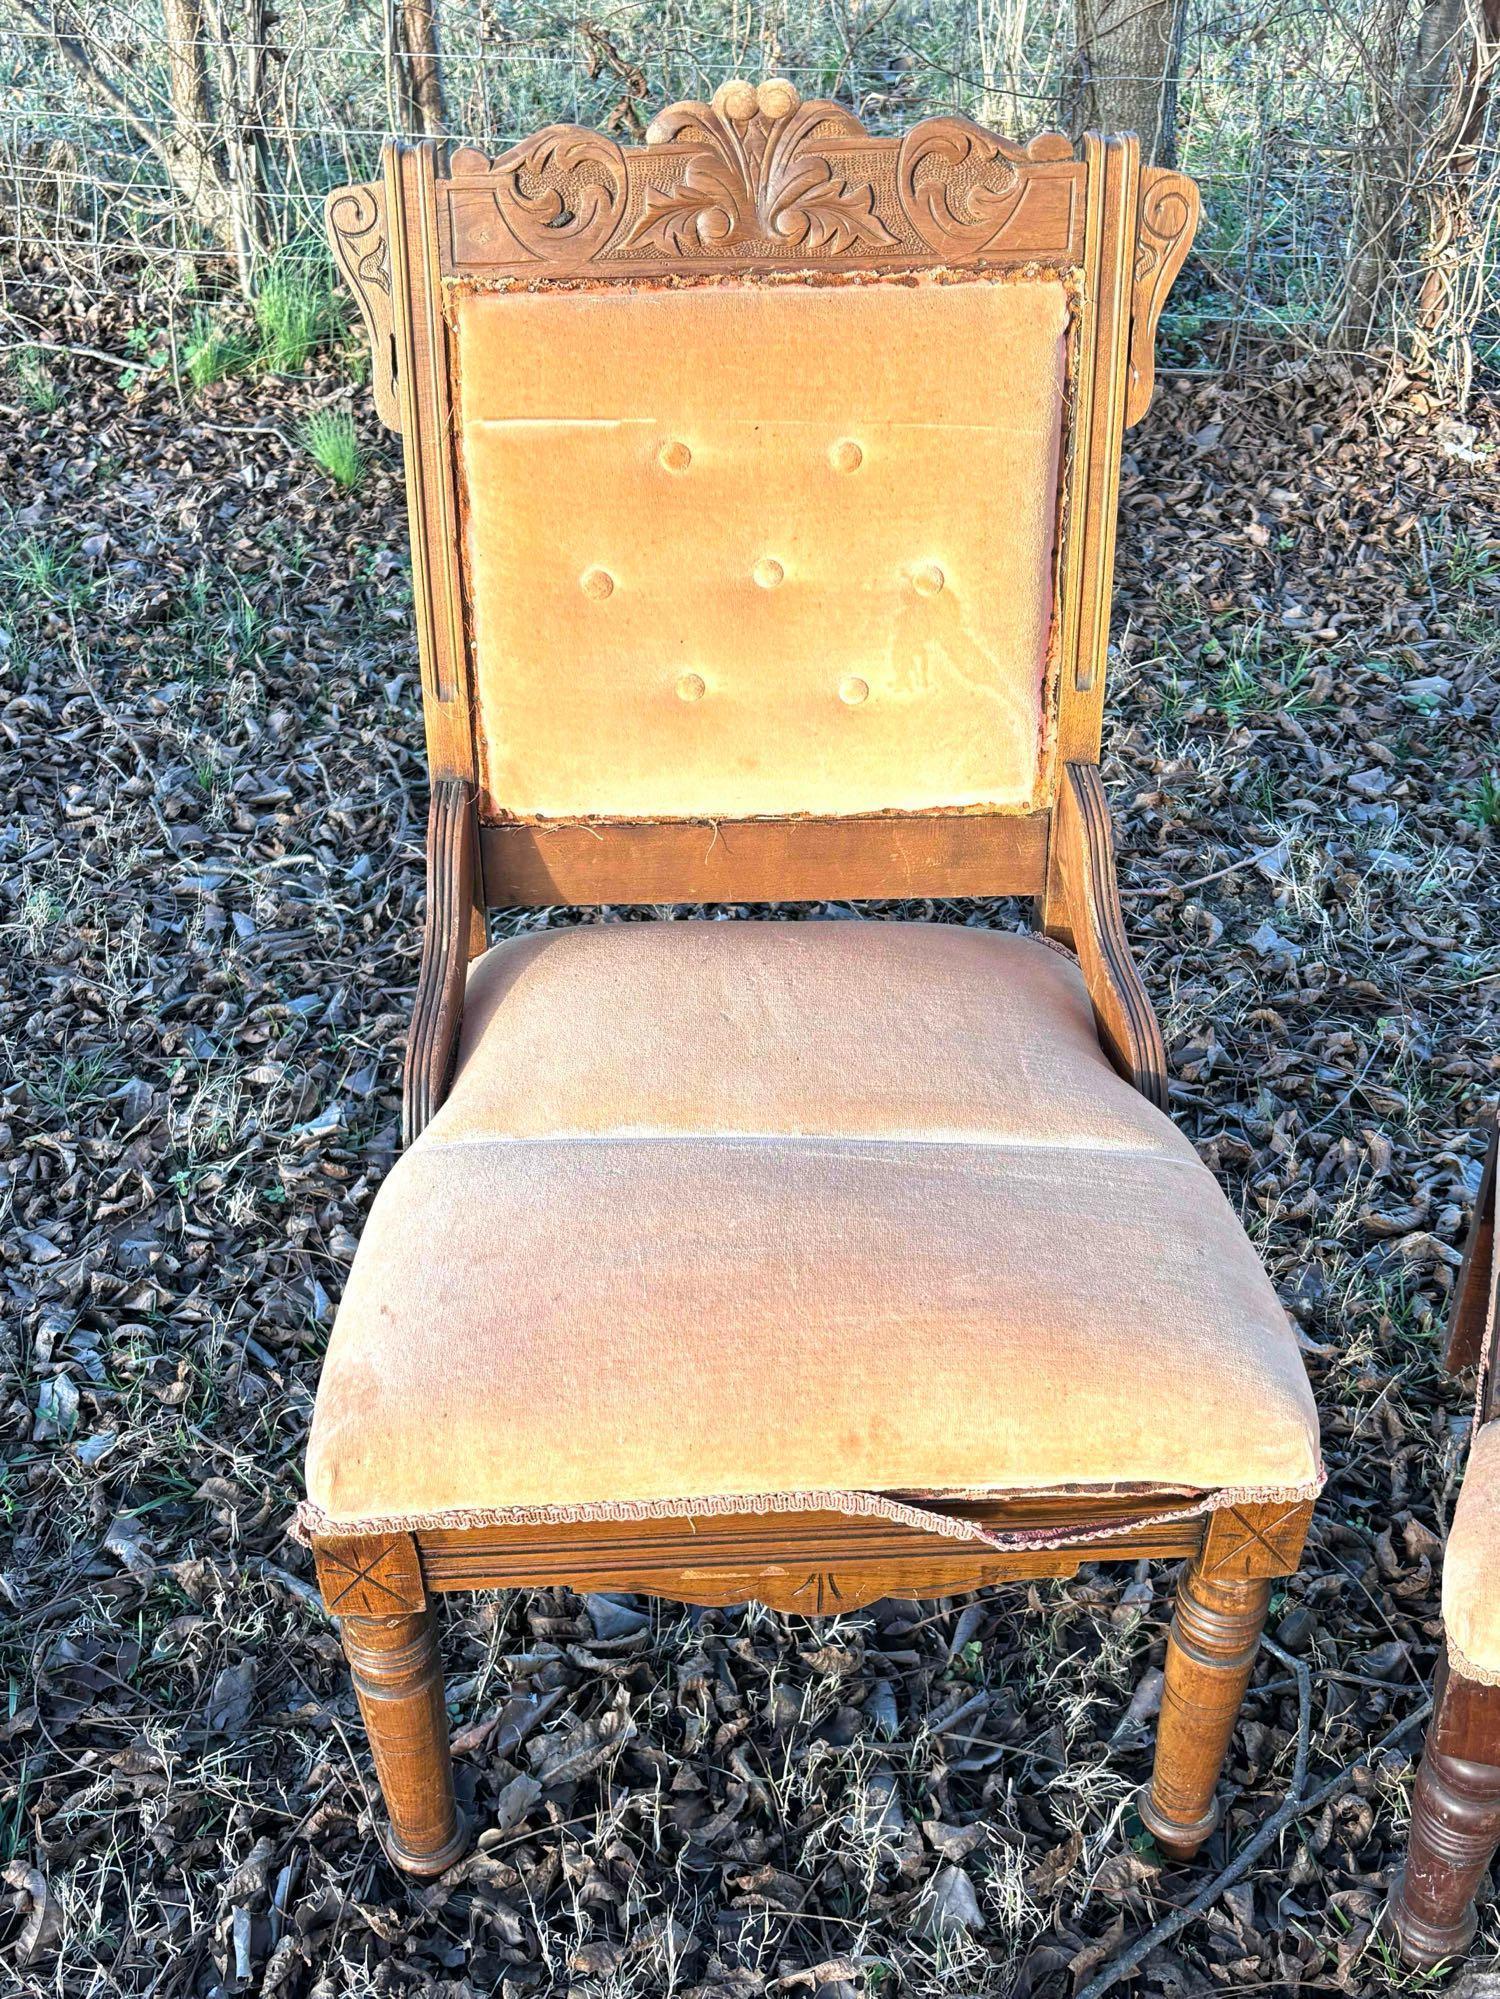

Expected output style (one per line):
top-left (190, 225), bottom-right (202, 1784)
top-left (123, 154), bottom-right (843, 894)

top-left (394, 0), bottom-right (447, 138)
top-left (1068, 0), bottom-right (1187, 165)
top-left (1412, 0), bottom-right (1500, 398)
top-left (161, 0), bottom-right (212, 138)
top-left (13, 0), bottom-right (233, 245)
top-left (201, 0), bottom-right (273, 291)
top-left (1334, 0), bottom-right (1489, 351)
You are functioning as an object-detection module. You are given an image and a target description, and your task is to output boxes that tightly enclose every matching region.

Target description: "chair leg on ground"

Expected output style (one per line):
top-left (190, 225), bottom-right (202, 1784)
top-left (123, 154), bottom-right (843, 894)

top-left (1138, 1500), bottom-right (1312, 1862)
top-left (312, 1530), bottom-right (468, 1877)
top-left (1387, 1660), bottom-right (1500, 1969)
top-left (1139, 1561), bottom-right (1271, 1859)
top-left (339, 1607), bottom-right (468, 1875)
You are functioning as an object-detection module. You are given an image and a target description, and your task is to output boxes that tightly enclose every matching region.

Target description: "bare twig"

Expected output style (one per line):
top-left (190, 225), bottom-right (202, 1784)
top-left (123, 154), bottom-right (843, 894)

top-left (1, 337), bottom-right (148, 372)
top-left (1121, 841), bottom-right (1290, 899)
top-left (1076, 1647), bottom-right (1431, 1999)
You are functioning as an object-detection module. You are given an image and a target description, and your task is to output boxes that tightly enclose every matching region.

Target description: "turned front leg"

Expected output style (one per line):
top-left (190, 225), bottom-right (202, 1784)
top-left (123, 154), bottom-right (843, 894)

top-left (1389, 1738), bottom-right (1500, 1966)
top-left (1387, 1661), bottom-right (1500, 1969)
top-left (313, 1531), bottom-right (468, 1876)
top-left (340, 1608), bottom-right (466, 1874)
top-left (1137, 1502), bottom-right (1312, 1862)
top-left (1139, 1561), bottom-right (1271, 1860)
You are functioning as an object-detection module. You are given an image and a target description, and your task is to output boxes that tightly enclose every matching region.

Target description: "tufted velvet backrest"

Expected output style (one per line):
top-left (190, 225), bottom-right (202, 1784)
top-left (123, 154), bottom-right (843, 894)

top-left (326, 84), bottom-right (1198, 901)
top-left (452, 275), bottom-right (1071, 824)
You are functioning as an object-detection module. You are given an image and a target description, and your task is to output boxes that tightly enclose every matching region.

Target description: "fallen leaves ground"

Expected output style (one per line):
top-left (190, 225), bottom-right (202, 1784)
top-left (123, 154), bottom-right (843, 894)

top-left (2, 284), bottom-right (1498, 1998)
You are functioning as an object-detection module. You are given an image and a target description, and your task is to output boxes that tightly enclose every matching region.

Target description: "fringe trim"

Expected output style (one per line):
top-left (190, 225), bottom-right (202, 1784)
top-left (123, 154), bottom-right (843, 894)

top-left (1447, 1630), bottom-right (1500, 1688)
top-left (291, 1465), bottom-right (1326, 1552)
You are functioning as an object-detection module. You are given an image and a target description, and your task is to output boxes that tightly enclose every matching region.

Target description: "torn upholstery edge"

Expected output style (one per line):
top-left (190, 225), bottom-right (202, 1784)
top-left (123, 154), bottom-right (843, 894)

top-left (1471, 1214), bottom-right (1499, 1423)
top-left (291, 1465), bottom-right (1326, 1550)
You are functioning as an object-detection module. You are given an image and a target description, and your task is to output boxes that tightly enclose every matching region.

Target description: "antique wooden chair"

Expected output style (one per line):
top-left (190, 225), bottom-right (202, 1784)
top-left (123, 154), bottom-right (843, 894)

top-left (1388, 1111), bottom-right (1500, 1967)
top-left (302, 81), bottom-right (1323, 1878)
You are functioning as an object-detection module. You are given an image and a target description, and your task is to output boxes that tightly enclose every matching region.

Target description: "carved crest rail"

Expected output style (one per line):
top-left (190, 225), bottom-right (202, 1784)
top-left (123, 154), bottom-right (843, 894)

top-left (326, 80), bottom-right (1196, 457)
top-left (441, 79), bottom-right (1085, 277)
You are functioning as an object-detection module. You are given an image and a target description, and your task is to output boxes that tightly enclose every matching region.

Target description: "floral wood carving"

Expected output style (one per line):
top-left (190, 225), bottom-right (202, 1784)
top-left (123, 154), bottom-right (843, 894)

top-left (628, 82), bottom-right (888, 255)
top-left (440, 78), bottom-right (1084, 277)
top-left (324, 181), bottom-right (400, 432)
top-left (1125, 167), bottom-right (1200, 426)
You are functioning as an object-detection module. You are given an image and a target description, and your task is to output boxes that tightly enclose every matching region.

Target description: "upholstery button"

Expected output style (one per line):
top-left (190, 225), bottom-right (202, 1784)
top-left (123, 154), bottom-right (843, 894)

top-left (830, 439), bottom-right (863, 473)
top-left (659, 439), bottom-right (692, 473)
top-left (913, 563), bottom-right (945, 596)
top-left (753, 557), bottom-right (784, 589)
top-left (580, 567), bottom-right (614, 600)
top-left (839, 676), bottom-right (869, 705)
top-left (676, 673), bottom-right (706, 702)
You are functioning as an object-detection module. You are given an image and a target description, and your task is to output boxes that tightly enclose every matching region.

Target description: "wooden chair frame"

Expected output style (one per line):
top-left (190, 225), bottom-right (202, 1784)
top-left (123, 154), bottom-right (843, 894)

top-left (315, 80), bottom-right (1315, 1878)
top-left (1388, 1112), bottom-right (1500, 1967)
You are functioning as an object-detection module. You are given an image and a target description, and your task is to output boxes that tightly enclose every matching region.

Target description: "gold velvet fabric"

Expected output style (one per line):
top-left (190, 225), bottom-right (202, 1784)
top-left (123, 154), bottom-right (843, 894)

top-left (1445, 1420), bottom-right (1500, 1683)
top-left (305, 920), bottom-right (1321, 1530)
top-left (452, 277), bottom-right (1070, 823)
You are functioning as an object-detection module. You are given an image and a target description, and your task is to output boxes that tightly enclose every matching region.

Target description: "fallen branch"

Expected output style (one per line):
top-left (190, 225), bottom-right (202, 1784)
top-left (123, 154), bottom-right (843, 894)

top-left (1076, 1639), bottom-right (1431, 1999)
top-left (1120, 840), bottom-right (1289, 899)
top-left (1, 338), bottom-right (148, 373)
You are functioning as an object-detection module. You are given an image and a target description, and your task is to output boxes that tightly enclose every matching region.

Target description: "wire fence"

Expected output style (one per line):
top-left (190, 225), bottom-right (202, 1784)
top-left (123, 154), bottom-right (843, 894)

top-left (2, 0), bottom-right (1498, 395)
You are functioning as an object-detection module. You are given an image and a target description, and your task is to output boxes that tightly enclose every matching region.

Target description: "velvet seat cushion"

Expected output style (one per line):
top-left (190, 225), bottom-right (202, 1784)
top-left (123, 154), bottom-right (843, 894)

top-left (1445, 1420), bottom-right (1500, 1683)
top-left (303, 920), bottom-right (1321, 1535)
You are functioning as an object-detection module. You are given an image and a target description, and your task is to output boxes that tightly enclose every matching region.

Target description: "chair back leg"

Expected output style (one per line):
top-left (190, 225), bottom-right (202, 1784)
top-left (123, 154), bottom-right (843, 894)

top-left (1139, 1500), bottom-right (1312, 1861)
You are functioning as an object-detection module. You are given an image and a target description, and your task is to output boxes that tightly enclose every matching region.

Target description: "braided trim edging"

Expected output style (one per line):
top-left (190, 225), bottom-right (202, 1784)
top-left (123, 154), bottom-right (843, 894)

top-left (1447, 1632), bottom-right (1500, 1689)
top-left (291, 1466), bottom-right (1326, 1553)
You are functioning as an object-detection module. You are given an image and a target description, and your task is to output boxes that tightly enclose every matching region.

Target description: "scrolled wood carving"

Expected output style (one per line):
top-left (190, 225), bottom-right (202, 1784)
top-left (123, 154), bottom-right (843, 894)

top-left (1050, 762), bottom-right (1169, 1109)
top-left (448, 125), bottom-right (627, 265)
top-left (325, 180), bottom-right (400, 432)
top-left (403, 777), bottom-right (477, 1148)
top-left (897, 121), bottom-right (1071, 258)
top-left (1125, 167), bottom-right (1200, 426)
top-left (440, 79), bottom-right (1085, 277)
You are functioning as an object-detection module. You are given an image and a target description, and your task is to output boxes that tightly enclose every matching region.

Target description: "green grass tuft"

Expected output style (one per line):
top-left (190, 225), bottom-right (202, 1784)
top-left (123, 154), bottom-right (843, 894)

top-left (1208, 626), bottom-right (1316, 724)
top-left (12, 350), bottom-right (61, 412)
top-left (182, 313), bottom-right (255, 389)
top-left (1466, 771), bottom-right (1500, 828)
top-left (300, 409), bottom-right (365, 489)
top-left (255, 252), bottom-right (346, 373)
top-left (0, 531), bottom-right (89, 613)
